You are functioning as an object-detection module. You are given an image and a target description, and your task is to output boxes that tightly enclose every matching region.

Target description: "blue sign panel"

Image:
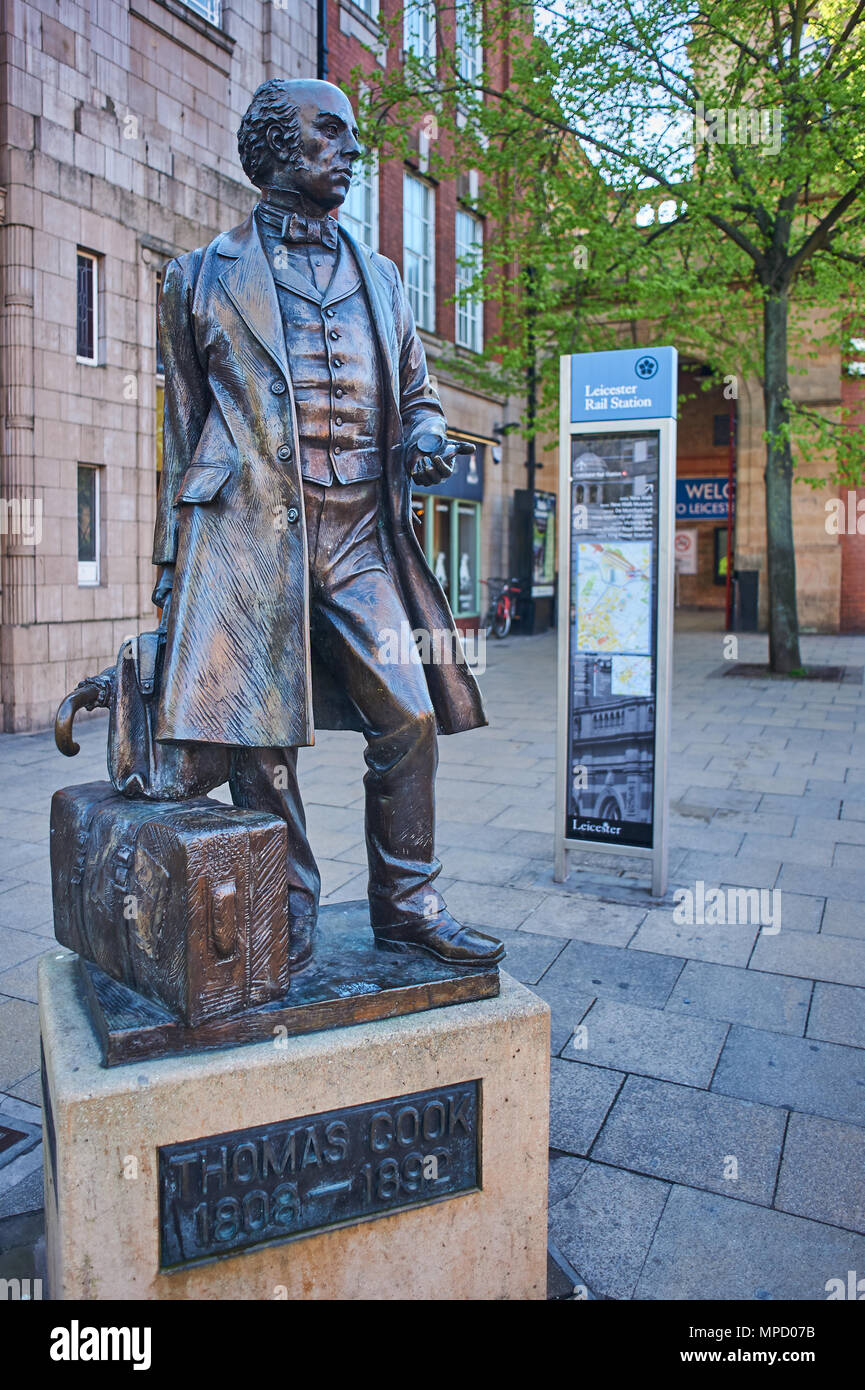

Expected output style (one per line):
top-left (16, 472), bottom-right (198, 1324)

top-left (676, 477), bottom-right (732, 520)
top-left (571, 346), bottom-right (678, 424)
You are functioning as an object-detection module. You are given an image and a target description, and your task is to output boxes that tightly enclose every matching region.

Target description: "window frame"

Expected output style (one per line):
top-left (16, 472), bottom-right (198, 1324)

top-left (178, 0), bottom-right (221, 25)
top-left (77, 464), bottom-right (101, 588)
top-left (76, 250), bottom-right (99, 366)
top-left (411, 494), bottom-right (482, 618)
top-left (455, 208), bottom-right (483, 353)
top-left (456, 1), bottom-right (483, 83)
top-left (403, 172), bottom-right (436, 332)
top-left (340, 152), bottom-right (379, 252)
top-left (404, 0), bottom-right (436, 64)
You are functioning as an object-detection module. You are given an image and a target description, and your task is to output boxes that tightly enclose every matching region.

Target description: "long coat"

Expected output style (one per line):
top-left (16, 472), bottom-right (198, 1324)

top-left (154, 212), bottom-right (487, 748)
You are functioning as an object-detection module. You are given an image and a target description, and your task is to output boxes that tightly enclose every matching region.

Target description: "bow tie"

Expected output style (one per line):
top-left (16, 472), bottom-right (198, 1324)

top-left (258, 203), bottom-right (339, 251)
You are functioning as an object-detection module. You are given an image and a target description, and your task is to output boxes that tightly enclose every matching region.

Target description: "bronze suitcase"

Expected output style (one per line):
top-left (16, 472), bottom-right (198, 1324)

top-left (50, 782), bottom-right (289, 1026)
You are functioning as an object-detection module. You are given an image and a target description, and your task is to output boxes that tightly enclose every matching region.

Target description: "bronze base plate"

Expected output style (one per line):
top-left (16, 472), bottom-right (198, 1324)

top-left (78, 900), bottom-right (502, 1067)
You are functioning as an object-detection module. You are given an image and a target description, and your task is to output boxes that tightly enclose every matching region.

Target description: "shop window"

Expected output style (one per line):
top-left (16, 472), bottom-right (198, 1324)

top-left (431, 499), bottom-right (451, 598)
top-left (413, 495), bottom-right (481, 617)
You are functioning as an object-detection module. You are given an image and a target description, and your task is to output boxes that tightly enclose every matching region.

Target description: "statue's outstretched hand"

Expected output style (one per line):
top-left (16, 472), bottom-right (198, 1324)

top-left (151, 563), bottom-right (175, 610)
top-left (408, 433), bottom-right (473, 487)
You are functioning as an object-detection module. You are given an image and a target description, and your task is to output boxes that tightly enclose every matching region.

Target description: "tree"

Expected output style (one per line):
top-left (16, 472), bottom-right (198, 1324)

top-left (357, 0), bottom-right (865, 671)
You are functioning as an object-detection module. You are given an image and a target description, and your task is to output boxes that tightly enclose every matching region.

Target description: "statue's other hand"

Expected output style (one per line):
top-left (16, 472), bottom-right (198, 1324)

top-left (409, 436), bottom-right (469, 488)
top-left (151, 563), bottom-right (176, 609)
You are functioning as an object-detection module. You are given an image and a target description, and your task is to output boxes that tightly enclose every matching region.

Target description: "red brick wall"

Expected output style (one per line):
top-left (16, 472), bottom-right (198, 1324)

top-left (327, 0), bottom-right (502, 346)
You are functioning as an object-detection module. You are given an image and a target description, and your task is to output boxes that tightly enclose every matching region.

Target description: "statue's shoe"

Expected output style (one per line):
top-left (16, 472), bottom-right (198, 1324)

top-left (373, 911), bottom-right (505, 966)
top-left (289, 913), bottom-right (316, 972)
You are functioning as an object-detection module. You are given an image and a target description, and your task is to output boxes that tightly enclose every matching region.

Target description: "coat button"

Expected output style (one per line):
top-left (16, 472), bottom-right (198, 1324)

top-left (277, 444), bottom-right (292, 461)
top-left (329, 330), bottom-right (340, 340)
top-left (271, 380), bottom-right (286, 395)
top-left (335, 416), bottom-right (343, 426)
top-left (335, 388), bottom-right (344, 398)
top-left (333, 446), bottom-right (341, 455)
top-left (286, 507), bottom-right (299, 523)
top-left (326, 308), bottom-right (335, 318)
top-left (333, 358), bottom-right (342, 368)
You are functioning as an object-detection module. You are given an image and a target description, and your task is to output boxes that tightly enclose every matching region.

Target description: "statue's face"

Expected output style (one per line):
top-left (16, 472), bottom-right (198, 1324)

top-left (266, 84), bottom-right (361, 212)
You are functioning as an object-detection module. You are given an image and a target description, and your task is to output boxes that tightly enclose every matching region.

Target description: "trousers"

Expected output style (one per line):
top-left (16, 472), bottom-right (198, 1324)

top-left (228, 479), bottom-right (445, 930)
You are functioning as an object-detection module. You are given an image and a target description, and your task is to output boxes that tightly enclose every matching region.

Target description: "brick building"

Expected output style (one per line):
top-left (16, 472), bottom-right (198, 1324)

top-left (326, 0), bottom-right (525, 637)
top-left (0, 0), bottom-right (318, 732)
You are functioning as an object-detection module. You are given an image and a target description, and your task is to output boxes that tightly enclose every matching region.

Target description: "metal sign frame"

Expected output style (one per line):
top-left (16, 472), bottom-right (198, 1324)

top-left (554, 354), bottom-right (677, 898)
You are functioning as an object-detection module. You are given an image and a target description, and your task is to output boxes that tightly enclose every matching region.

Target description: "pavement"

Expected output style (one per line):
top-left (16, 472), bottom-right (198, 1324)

top-left (2, 621), bottom-right (865, 1299)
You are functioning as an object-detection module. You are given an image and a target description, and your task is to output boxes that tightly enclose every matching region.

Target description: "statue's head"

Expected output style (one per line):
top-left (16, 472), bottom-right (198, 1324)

top-left (237, 79), bottom-right (361, 211)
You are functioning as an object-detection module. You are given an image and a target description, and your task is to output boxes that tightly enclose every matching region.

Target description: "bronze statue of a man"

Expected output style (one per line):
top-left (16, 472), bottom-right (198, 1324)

top-left (151, 79), bottom-right (504, 973)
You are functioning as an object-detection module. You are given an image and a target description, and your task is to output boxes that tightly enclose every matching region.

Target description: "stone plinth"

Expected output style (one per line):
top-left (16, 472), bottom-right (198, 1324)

top-left (39, 952), bottom-right (549, 1300)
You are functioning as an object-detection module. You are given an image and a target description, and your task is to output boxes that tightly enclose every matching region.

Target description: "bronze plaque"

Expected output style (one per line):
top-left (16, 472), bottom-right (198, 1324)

top-left (158, 1081), bottom-right (481, 1268)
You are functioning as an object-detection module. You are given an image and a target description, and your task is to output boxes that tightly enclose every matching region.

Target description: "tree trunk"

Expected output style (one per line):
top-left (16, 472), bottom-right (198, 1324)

top-left (763, 289), bottom-right (802, 673)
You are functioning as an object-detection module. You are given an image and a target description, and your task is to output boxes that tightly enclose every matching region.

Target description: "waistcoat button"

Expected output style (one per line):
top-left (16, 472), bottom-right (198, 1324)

top-left (286, 507), bottom-right (299, 523)
top-left (271, 380), bottom-right (286, 395)
top-left (277, 444), bottom-right (292, 461)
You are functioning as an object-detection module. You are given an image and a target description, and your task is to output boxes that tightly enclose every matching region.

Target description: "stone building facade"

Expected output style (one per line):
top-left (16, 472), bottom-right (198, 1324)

top-left (0, 0), bottom-right (317, 732)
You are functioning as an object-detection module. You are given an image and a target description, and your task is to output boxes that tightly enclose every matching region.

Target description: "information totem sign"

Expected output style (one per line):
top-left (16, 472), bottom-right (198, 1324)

top-left (554, 347), bottom-right (677, 897)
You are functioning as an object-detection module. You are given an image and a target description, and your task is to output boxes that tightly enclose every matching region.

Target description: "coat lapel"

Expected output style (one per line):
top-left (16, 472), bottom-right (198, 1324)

top-left (217, 214), bottom-right (290, 380)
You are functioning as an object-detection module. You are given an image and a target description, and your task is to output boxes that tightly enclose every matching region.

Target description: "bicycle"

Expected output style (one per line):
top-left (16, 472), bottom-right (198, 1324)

top-left (482, 577), bottom-right (522, 639)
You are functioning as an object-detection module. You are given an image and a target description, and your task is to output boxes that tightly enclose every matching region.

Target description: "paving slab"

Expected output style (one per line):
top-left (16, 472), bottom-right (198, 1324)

top-left (778, 864), bottom-right (865, 903)
top-left (761, 794), bottom-right (842, 818)
top-left (635, 1184), bottom-right (865, 1301)
top-left (518, 894), bottom-right (647, 947)
top-left (774, 1113), bottom-right (865, 1234)
top-left (666, 960), bottom-right (811, 1035)
top-left (548, 1058), bottom-right (624, 1155)
top-left (577, 998), bottom-right (728, 1087)
top-left (592, 1075), bottom-right (786, 1205)
top-left (820, 899), bottom-right (865, 940)
top-left (806, 983), bottom-right (865, 1049)
top-left (630, 909), bottom-right (760, 968)
top-left (492, 928), bottom-right (567, 986)
top-left (548, 1153), bottom-right (588, 1207)
top-left (528, 977), bottom-right (596, 1056)
top-left (439, 880), bottom-right (545, 931)
top-left (549, 1162), bottom-right (670, 1301)
top-left (539, 937), bottom-right (685, 1010)
top-left (0, 998), bottom-right (40, 1091)
top-left (712, 1024), bottom-right (865, 1125)
top-left (750, 929), bottom-right (865, 988)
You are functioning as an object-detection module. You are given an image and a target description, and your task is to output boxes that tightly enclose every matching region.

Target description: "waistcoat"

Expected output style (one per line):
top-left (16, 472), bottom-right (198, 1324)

top-left (261, 224), bottom-right (384, 485)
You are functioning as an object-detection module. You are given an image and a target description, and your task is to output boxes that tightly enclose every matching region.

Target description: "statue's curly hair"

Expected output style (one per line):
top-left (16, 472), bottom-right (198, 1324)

top-left (237, 80), bottom-right (302, 188)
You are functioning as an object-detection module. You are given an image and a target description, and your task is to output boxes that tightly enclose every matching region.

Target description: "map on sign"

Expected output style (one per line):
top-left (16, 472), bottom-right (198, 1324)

top-left (576, 541), bottom-right (651, 657)
top-left (611, 655), bottom-right (652, 697)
